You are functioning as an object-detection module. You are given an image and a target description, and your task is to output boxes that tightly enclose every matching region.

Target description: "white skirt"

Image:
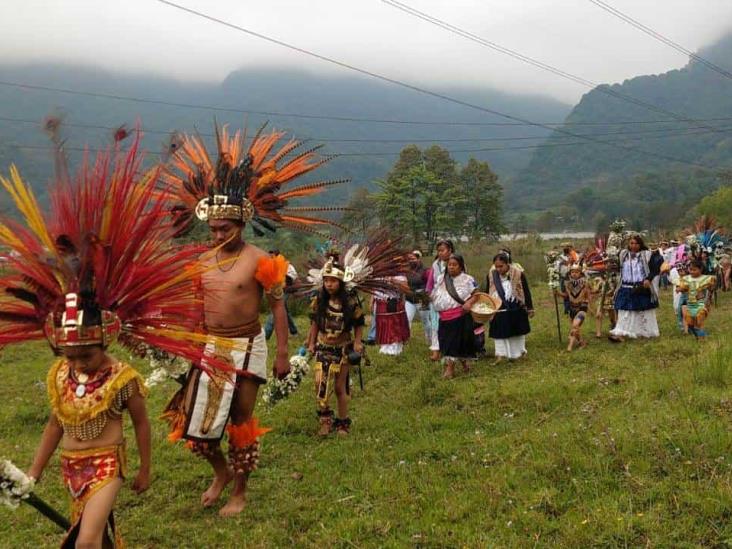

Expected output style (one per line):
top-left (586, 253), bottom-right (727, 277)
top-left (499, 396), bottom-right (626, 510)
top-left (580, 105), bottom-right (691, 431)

top-left (379, 342), bottom-right (404, 355)
top-left (610, 309), bottom-right (659, 338)
top-left (494, 335), bottom-right (526, 359)
top-left (405, 301), bottom-right (418, 324)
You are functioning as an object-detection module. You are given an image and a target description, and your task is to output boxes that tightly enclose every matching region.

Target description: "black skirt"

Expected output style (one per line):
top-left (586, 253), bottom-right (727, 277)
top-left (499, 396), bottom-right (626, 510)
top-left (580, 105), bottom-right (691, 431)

top-left (438, 313), bottom-right (477, 359)
top-left (488, 300), bottom-right (531, 339)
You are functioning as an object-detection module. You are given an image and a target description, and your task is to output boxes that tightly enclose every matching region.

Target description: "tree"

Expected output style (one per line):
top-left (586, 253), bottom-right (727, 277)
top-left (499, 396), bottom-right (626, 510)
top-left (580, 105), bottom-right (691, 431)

top-left (375, 164), bottom-right (443, 247)
top-left (340, 188), bottom-right (379, 235)
top-left (696, 185), bottom-right (732, 228)
top-left (458, 158), bottom-right (506, 240)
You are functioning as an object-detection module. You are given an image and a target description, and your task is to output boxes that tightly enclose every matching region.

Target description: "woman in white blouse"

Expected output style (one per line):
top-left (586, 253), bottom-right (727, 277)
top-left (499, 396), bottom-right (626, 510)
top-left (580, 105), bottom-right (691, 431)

top-left (431, 254), bottom-right (478, 379)
top-left (487, 252), bottom-right (534, 361)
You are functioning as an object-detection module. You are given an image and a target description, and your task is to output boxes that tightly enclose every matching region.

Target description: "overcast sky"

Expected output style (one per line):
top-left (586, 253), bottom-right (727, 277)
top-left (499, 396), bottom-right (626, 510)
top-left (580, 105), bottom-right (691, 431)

top-left (1, 0), bottom-right (731, 104)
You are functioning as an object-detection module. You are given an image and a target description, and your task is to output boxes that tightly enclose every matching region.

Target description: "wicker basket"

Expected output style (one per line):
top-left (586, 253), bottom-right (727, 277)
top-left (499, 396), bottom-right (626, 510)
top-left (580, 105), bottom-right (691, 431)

top-left (470, 293), bottom-right (503, 323)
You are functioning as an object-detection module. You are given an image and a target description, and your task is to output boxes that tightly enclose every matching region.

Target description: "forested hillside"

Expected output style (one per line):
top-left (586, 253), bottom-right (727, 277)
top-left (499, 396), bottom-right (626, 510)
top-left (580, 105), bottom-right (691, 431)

top-left (512, 33), bottom-right (732, 229)
top-left (0, 63), bottom-right (570, 211)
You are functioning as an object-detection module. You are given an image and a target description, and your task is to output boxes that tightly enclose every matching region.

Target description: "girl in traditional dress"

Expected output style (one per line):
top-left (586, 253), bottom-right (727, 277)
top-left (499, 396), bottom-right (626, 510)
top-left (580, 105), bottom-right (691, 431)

top-left (425, 240), bottom-right (455, 361)
top-left (488, 253), bottom-right (534, 361)
top-left (431, 254), bottom-right (478, 379)
top-left (678, 259), bottom-right (717, 339)
top-left (608, 235), bottom-right (663, 342)
top-left (307, 255), bottom-right (365, 436)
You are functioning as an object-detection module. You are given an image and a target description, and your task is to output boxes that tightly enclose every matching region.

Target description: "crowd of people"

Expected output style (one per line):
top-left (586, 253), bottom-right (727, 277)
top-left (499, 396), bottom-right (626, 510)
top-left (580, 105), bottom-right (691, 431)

top-left (549, 218), bottom-right (728, 351)
top-left (0, 121), bottom-right (728, 548)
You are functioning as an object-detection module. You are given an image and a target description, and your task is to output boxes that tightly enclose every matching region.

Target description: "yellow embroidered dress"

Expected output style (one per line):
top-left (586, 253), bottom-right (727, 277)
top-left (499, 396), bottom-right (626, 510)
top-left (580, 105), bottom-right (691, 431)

top-left (48, 359), bottom-right (147, 544)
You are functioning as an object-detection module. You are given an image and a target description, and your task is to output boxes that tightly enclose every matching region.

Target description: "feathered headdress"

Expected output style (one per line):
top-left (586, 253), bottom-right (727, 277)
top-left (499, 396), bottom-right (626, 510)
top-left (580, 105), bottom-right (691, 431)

top-left (583, 236), bottom-right (608, 272)
top-left (0, 131), bottom-right (225, 369)
top-left (160, 122), bottom-right (348, 236)
top-left (683, 215), bottom-right (725, 253)
top-left (295, 232), bottom-right (410, 297)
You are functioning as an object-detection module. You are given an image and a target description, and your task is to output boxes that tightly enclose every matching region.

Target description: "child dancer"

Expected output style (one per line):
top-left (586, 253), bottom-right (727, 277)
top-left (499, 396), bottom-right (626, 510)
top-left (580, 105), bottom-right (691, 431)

top-left (300, 237), bottom-right (410, 435)
top-left (307, 254), bottom-right (365, 436)
top-left (0, 134), bottom-right (218, 547)
top-left (558, 264), bottom-right (591, 351)
top-left (678, 259), bottom-right (717, 339)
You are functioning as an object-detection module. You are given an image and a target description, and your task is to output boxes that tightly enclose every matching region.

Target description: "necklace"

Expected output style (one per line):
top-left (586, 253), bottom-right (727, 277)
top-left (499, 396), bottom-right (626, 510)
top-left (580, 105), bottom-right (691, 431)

top-left (69, 363), bottom-right (112, 398)
top-left (216, 242), bottom-right (245, 273)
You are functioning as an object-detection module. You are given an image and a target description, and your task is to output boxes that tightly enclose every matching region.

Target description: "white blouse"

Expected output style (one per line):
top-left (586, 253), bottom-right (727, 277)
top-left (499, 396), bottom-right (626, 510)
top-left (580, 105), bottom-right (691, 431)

top-left (432, 272), bottom-right (476, 312)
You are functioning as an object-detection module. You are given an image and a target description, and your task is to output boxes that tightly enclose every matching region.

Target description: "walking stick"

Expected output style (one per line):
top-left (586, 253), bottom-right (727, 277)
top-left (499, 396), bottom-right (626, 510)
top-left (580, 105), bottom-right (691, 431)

top-left (24, 492), bottom-right (71, 531)
top-left (553, 292), bottom-right (563, 343)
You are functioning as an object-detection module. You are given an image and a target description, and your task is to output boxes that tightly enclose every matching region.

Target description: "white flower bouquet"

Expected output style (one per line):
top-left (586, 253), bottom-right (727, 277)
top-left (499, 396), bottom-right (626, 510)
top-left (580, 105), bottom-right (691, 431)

top-left (0, 459), bottom-right (34, 509)
top-left (1, 459), bottom-right (70, 530)
top-left (544, 251), bottom-right (560, 290)
top-left (144, 347), bottom-right (189, 388)
top-left (261, 354), bottom-right (311, 407)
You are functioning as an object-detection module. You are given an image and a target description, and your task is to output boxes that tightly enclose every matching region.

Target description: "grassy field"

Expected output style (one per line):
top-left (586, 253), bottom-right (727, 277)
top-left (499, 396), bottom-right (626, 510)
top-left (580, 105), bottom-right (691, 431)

top-left (2, 258), bottom-right (732, 547)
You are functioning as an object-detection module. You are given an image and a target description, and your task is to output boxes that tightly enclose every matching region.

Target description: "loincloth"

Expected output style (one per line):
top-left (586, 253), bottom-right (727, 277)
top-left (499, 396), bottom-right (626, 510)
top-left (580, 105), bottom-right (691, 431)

top-left (314, 343), bottom-right (350, 411)
top-left (177, 322), bottom-right (267, 443)
top-left (60, 443), bottom-right (126, 548)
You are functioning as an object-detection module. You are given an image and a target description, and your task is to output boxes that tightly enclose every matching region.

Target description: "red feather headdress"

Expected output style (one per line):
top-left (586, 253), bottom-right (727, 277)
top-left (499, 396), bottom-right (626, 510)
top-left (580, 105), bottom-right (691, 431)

top-left (0, 131), bottom-right (227, 370)
top-left (160, 122), bottom-right (348, 236)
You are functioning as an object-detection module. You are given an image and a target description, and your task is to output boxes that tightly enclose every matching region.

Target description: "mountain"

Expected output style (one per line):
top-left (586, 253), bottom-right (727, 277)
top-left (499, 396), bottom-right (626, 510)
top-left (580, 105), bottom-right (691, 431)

top-left (0, 63), bottom-right (571, 211)
top-left (512, 32), bottom-right (732, 218)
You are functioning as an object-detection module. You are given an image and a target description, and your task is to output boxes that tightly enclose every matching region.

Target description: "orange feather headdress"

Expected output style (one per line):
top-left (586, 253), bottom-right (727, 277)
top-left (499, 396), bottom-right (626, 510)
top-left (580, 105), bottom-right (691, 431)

top-left (160, 122), bottom-right (348, 236)
top-left (0, 130), bottom-right (226, 370)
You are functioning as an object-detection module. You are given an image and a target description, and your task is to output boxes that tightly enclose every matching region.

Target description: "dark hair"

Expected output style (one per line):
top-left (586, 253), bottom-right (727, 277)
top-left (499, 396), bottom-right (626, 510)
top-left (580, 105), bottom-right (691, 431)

top-left (689, 259), bottom-right (704, 271)
top-left (628, 234), bottom-right (648, 251)
top-left (316, 281), bottom-right (355, 332)
top-left (268, 248), bottom-right (281, 256)
top-left (493, 252), bottom-right (510, 265)
top-left (499, 247), bottom-right (512, 263)
top-left (436, 239), bottom-right (454, 253)
top-left (448, 253), bottom-right (466, 273)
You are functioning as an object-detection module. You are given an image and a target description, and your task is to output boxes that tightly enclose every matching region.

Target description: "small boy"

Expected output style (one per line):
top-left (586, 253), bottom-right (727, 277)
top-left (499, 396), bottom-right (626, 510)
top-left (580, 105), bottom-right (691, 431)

top-left (558, 264), bottom-right (591, 351)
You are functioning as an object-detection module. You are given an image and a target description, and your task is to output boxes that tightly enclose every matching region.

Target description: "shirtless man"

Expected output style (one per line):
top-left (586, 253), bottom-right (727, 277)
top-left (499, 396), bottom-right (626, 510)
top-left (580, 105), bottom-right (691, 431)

top-left (161, 123), bottom-right (342, 517)
top-left (164, 215), bottom-right (291, 517)
top-left (198, 218), bottom-right (290, 517)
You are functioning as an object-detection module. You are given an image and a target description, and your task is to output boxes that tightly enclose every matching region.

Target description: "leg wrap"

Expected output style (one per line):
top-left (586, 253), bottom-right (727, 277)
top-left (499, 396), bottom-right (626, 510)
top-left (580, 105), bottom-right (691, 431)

top-left (225, 418), bottom-right (271, 474)
top-left (334, 417), bottom-right (352, 434)
top-left (188, 440), bottom-right (222, 460)
top-left (228, 440), bottom-right (261, 475)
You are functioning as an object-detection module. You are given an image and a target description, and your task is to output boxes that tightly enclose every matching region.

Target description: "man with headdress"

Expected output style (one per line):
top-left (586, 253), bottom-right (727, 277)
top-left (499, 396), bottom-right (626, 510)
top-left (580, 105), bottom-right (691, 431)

top-left (160, 123), bottom-right (346, 516)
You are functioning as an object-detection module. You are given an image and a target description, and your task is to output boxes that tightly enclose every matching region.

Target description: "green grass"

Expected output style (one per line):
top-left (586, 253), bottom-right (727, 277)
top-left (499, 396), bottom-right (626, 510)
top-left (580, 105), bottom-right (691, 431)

top-left (3, 283), bottom-right (732, 547)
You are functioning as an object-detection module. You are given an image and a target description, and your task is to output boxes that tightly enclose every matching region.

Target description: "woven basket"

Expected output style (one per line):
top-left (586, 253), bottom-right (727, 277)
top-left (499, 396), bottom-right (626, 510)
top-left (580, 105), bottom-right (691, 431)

top-left (470, 293), bottom-right (503, 323)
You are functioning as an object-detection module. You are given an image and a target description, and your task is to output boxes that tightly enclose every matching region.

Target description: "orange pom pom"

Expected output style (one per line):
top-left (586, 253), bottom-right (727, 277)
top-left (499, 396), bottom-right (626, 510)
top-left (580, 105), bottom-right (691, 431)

top-left (226, 417), bottom-right (272, 448)
top-left (255, 254), bottom-right (288, 292)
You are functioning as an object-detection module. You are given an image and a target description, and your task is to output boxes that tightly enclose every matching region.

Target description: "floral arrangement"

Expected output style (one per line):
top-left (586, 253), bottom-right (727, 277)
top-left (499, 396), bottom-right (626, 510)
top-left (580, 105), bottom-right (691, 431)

top-left (0, 459), bottom-right (34, 509)
top-left (1, 459), bottom-right (70, 530)
top-left (144, 347), bottom-right (189, 388)
top-left (261, 353), bottom-right (310, 407)
top-left (544, 250), bottom-right (560, 290)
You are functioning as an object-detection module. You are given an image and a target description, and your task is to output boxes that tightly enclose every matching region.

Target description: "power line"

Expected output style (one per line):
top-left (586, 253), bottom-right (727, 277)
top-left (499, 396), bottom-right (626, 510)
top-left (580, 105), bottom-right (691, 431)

top-left (5, 79), bottom-right (732, 128)
top-left (4, 122), bottom-right (727, 159)
top-left (150, 0), bottom-right (711, 170)
top-left (588, 0), bottom-right (732, 82)
top-left (380, 0), bottom-right (731, 137)
top-left (3, 114), bottom-right (732, 144)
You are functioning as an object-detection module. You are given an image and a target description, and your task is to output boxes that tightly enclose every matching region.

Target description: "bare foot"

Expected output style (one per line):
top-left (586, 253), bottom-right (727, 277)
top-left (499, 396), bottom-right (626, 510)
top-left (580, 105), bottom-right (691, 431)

top-left (201, 469), bottom-right (233, 508)
top-left (219, 491), bottom-right (246, 517)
